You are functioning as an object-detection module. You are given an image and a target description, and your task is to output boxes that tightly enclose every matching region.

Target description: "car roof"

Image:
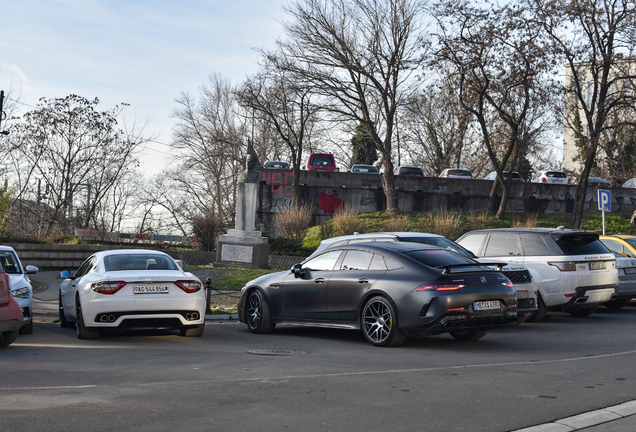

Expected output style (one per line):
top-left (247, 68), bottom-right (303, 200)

top-left (325, 241), bottom-right (445, 254)
top-left (0, 246), bottom-right (17, 252)
top-left (319, 232), bottom-right (443, 245)
top-left (463, 228), bottom-right (591, 235)
top-left (601, 235), bottom-right (636, 240)
top-left (97, 249), bottom-right (171, 257)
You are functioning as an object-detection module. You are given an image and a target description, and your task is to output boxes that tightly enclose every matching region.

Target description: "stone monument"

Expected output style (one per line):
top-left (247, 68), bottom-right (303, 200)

top-left (215, 154), bottom-right (270, 269)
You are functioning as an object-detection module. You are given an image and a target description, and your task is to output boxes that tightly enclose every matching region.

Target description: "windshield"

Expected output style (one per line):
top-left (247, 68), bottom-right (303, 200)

top-left (399, 237), bottom-right (476, 258)
top-left (623, 238), bottom-right (636, 249)
top-left (104, 254), bottom-right (179, 271)
top-left (555, 234), bottom-right (611, 255)
top-left (0, 251), bottom-right (21, 274)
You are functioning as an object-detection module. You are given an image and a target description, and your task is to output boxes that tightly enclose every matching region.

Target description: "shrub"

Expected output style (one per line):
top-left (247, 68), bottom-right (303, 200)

top-left (332, 205), bottom-right (366, 236)
top-left (512, 213), bottom-right (540, 228)
top-left (466, 212), bottom-right (489, 231)
top-left (192, 214), bottom-right (222, 252)
top-left (419, 211), bottom-right (464, 240)
top-left (275, 203), bottom-right (314, 242)
top-left (383, 214), bottom-right (408, 232)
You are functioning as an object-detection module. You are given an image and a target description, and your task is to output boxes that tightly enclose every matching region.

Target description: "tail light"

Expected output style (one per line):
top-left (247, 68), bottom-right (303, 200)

top-left (414, 283), bottom-right (467, 292)
top-left (445, 172), bottom-right (449, 177)
top-left (91, 281), bottom-right (126, 295)
top-left (501, 278), bottom-right (514, 288)
top-left (568, 178), bottom-right (572, 184)
top-left (541, 177), bottom-right (547, 183)
top-left (548, 261), bottom-right (576, 271)
top-left (175, 280), bottom-right (202, 293)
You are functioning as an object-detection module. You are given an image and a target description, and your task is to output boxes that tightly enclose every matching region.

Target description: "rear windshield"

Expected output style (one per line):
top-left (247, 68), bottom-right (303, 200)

top-left (399, 237), bottom-right (476, 258)
top-left (400, 167), bottom-right (423, 175)
top-left (266, 162), bottom-right (288, 168)
top-left (353, 165), bottom-right (378, 173)
top-left (0, 251), bottom-right (21, 274)
top-left (510, 172), bottom-right (522, 179)
top-left (104, 254), bottom-right (178, 271)
top-left (448, 169), bottom-right (471, 176)
top-left (546, 171), bottom-right (567, 178)
top-left (309, 154), bottom-right (333, 166)
top-left (555, 234), bottom-right (611, 256)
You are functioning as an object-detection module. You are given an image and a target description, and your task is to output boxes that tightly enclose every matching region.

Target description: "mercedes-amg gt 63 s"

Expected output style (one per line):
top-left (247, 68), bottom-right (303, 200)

top-left (238, 243), bottom-right (518, 347)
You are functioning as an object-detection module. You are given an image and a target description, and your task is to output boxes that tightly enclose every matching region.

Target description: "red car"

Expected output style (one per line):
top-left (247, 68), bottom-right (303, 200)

top-left (306, 153), bottom-right (337, 172)
top-left (0, 263), bottom-right (23, 347)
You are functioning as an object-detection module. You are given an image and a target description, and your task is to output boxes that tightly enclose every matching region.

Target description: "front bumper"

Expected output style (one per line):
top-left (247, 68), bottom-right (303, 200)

top-left (14, 296), bottom-right (32, 323)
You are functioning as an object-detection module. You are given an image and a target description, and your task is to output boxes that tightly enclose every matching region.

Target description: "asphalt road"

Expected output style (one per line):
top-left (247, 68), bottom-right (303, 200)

top-left (2, 307), bottom-right (636, 432)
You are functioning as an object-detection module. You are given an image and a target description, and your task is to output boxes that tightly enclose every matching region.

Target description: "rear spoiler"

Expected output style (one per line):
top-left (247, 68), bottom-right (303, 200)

top-left (549, 230), bottom-right (596, 241)
top-left (435, 262), bottom-right (506, 275)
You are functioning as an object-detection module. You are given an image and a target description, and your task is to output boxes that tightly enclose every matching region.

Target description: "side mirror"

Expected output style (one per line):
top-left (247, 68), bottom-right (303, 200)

top-left (25, 265), bottom-right (39, 275)
top-left (60, 270), bottom-right (72, 279)
top-left (291, 264), bottom-right (303, 278)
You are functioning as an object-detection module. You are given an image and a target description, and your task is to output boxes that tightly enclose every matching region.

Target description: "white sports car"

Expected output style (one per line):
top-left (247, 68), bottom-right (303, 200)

top-left (59, 249), bottom-right (206, 339)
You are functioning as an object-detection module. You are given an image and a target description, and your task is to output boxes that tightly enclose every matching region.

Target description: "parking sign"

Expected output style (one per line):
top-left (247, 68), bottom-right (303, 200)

top-left (598, 189), bottom-right (611, 212)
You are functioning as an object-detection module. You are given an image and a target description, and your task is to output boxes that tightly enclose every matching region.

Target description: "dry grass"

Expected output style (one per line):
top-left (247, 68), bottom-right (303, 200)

top-left (332, 205), bottom-right (366, 236)
top-left (420, 211), bottom-right (465, 240)
top-left (512, 213), bottom-right (540, 228)
top-left (466, 212), bottom-right (489, 231)
top-left (275, 203), bottom-right (314, 242)
top-left (382, 214), bottom-right (409, 232)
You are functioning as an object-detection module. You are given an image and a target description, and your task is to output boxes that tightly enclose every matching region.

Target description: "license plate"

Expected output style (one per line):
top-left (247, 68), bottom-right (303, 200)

top-left (516, 290), bottom-right (529, 299)
top-left (473, 301), bottom-right (501, 311)
top-left (625, 268), bottom-right (636, 274)
top-left (133, 285), bottom-right (169, 294)
top-left (589, 262), bottom-right (606, 270)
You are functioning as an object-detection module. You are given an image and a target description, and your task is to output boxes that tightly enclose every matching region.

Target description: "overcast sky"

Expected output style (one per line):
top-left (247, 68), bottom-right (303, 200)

top-left (1, 0), bottom-right (289, 175)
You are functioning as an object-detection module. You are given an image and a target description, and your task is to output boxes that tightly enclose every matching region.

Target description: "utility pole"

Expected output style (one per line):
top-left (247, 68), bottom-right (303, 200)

top-left (0, 90), bottom-right (9, 135)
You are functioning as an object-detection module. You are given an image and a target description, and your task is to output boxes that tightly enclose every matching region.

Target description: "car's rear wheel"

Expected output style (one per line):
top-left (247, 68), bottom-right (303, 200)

top-left (0, 330), bottom-right (19, 347)
top-left (180, 325), bottom-right (205, 337)
top-left (526, 294), bottom-right (548, 322)
top-left (246, 289), bottom-right (275, 334)
top-left (449, 329), bottom-right (488, 341)
top-left (59, 293), bottom-right (74, 328)
top-left (361, 296), bottom-right (406, 347)
top-left (604, 299), bottom-right (628, 311)
top-left (76, 300), bottom-right (99, 340)
top-left (568, 305), bottom-right (599, 317)
top-left (19, 320), bottom-right (33, 334)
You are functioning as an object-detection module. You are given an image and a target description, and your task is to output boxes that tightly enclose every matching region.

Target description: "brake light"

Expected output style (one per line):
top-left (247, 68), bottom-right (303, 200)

top-left (564, 293), bottom-right (575, 297)
top-left (414, 283), bottom-right (467, 291)
top-left (91, 281), bottom-right (126, 295)
top-left (501, 282), bottom-right (514, 288)
top-left (175, 280), bottom-right (202, 293)
top-left (548, 261), bottom-right (576, 271)
top-left (541, 177), bottom-right (547, 183)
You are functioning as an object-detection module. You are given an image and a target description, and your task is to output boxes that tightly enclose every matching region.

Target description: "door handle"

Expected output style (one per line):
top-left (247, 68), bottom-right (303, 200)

top-left (358, 278), bottom-right (369, 284)
top-left (314, 278), bottom-right (325, 283)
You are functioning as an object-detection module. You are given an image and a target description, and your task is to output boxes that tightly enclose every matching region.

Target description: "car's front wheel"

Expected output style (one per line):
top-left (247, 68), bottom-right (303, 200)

top-left (449, 329), bottom-right (488, 341)
top-left (180, 325), bottom-right (205, 337)
top-left (76, 300), bottom-right (99, 340)
top-left (361, 296), bottom-right (406, 347)
top-left (246, 289), bottom-right (275, 334)
top-left (568, 305), bottom-right (599, 317)
top-left (0, 330), bottom-right (19, 347)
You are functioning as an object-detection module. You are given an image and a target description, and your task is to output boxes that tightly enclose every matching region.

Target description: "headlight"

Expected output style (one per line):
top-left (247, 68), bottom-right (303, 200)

top-left (11, 287), bottom-right (30, 299)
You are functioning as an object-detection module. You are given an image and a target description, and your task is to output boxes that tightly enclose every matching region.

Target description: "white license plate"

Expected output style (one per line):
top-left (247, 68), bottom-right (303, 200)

top-left (516, 290), bottom-right (529, 299)
top-left (134, 285), bottom-right (169, 294)
top-left (625, 268), bottom-right (636, 274)
top-left (473, 301), bottom-right (501, 311)
top-left (589, 262), bottom-right (606, 270)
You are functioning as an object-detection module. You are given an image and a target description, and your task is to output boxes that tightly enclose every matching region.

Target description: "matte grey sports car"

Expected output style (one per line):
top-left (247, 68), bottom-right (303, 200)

top-left (237, 243), bottom-right (518, 347)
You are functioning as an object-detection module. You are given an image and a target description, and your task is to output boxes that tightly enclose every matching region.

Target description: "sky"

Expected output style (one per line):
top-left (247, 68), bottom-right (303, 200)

top-left (1, 0), bottom-right (289, 175)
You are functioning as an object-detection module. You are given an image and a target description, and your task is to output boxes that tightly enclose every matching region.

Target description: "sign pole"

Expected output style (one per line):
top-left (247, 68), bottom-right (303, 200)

top-left (602, 210), bottom-right (606, 235)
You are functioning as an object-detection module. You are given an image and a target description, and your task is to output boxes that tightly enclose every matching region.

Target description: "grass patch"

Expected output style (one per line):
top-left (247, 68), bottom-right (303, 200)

top-left (211, 268), bottom-right (277, 291)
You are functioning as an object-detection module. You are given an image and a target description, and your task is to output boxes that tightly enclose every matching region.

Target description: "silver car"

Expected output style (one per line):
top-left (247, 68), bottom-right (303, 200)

top-left (0, 246), bottom-right (38, 334)
top-left (531, 170), bottom-right (570, 185)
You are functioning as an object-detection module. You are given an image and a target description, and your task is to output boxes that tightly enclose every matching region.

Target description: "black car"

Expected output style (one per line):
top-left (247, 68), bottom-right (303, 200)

top-left (237, 243), bottom-right (518, 347)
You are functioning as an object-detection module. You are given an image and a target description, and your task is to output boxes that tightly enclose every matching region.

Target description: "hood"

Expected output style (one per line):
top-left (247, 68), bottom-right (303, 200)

top-left (8, 273), bottom-right (31, 291)
top-left (244, 270), bottom-right (288, 289)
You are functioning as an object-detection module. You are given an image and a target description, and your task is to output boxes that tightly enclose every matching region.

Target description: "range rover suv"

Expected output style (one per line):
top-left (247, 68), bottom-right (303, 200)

top-left (456, 228), bottom-right (617, 320)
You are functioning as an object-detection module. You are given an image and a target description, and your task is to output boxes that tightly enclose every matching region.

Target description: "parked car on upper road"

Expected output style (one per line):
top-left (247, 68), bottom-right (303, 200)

top-left (440, 169), bottom-right (473, 179)
top-left (59, 249), bottom-right (206, 339)
top-left (457, 228), bottom-right (617, 320)
top-left (263, 161), bottom-right (290, 169)
top-left (531, 170), bottom-right (571, 185)
top-left (305, 153), bottom-right (337, 172)
top-left (484, 171), bottom-right (525, 182)
top-left (310, 232), bottom-right (538, 322)
top-left (238, 242), bottom-right (518, 346)
top-left (0, 261), bottom-right (23, 347)
top-left (587, 177), bottom-right (612, 188)
top-left (396, 166), bottom-right (424, 176)
top-left (622, 178), bottom-right (636, 188)
top-left (0, 246), bottom-right (38, 334)
top-left (350, 164), bottom-right (379, 174)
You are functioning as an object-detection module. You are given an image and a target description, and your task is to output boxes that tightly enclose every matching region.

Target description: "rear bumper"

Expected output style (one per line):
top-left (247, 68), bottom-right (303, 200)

top-left (401, 310), bottom-right (518, 336)
top-left (558, 285), bottom-right (615, 310)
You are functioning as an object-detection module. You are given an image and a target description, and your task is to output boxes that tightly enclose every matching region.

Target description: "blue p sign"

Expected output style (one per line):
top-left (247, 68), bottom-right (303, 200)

top-left (598, 189), bottom-right (611, 212)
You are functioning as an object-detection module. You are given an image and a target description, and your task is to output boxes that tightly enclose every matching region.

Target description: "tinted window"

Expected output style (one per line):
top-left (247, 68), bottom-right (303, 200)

top-left (352, 165), bottom-right (378, 173)
top-left (457, 234), bottom-right (486, 255)
top-left (340, 251), bottom-right (374, 270)
top-left (400, 236), bottom-right (476, 258)
top-left (521, 234), bottom-right (554, 255)
top-left (623, 238), bottom-right (636, 250)
top-left (406, 249), bottom-right (475, 267)
top-left (546, 171), bottom-right (567, 178)
top-left (309, 155), bottom-right (333, 166)
top-left (384, 257), bottom-right (403, 270)
top-left (369, 254), bottom-right (387, 270)
top-left (104, 254), bottom-right (178, 271)
top-left (448, 169), bottom-right (471, 176)
top-left (484, 233), bottom-right (522, 256)
top-left (76, 257), bottom-right (96, 277)
top-left (302, 251), bottom-right (341, 272)
top-left (555, 234), bottom-right (610, 255)
top-left (0, 251), bottom-right (21, 274)
top-left (400, 167), bottom-right (423, 175)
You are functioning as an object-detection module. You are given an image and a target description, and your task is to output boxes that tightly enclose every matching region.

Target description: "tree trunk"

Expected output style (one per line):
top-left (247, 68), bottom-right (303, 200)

top-left (496, 177), bottom-right (513, 219)
top-left (291, 164), bottom-right (302, 208)
top-left (381, 153), bottom-right (399, 214)
top-left (570, 136), bottom-right (599, 228)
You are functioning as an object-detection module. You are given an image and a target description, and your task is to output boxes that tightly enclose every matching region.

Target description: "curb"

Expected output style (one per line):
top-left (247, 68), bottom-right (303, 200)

top-left (205, 314), bottom-right (238, 321)
top-left (513, 400), bottom-right (636, 431)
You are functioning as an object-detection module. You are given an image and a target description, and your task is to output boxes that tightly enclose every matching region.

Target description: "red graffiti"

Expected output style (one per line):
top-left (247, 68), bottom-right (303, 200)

top-left (318, 192), bottom-right (343, 214)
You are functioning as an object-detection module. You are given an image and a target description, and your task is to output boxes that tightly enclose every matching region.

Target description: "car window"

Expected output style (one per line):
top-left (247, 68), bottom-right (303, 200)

top-left (484, 233), bottom-right (522, 256)
top-left (623, 238), bottom-right (636, 250)
top-left (369, 254), bottom-right (387, 270)
top-left (456, 234), bottom-right (486, 255)
top-left (405, 249), bottom-right (478, 267)
top-left (302, 251), bottom-right (342, 272)
top-left (399, 236), bottom-right (475, 258)
top-left (324, 240), bottom-right (348, 251)
top-left (384, 257), bottom-right (403, 270)
top-left (309, 154), bottom-right (333, 166)
top-left (104, 254), bottom-right (178, 271)
top-left (555, 234), bottom-right (610, 255)
top-left (76, 257), bottom-right (96, 277)
top-left (600, 239), bottom-right (629, 256)
top-left (340, 251), bottom-right (374, 270)
top-left (546, 172), bottom-right (567, 178)
top-left (448, 169), bottom-right (471, 176)
top-left (0, 251), bottom-right (21, 274)
top-left (400, 167), bottom-right (423, 175)
top-left (521, 234), bottom-right (555, 256)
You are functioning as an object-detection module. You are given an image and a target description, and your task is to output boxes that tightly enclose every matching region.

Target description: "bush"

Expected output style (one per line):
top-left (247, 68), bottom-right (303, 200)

top-left (466, 212), bottom-right (489, 231)
top-left (192, 214), bottom-right (222, 252)
top-left (419, 211), bottom-right (465, 240)
top-left (269, 237), bottom-right (315, 256)
top-left (332, 205), bottom-right (366, 236)
top-left (383, 214), bottom-right (409, 232)
top-left (511, 213), bottom-right (540, 228)
top-left (275, 203), bottom-right (313, 242)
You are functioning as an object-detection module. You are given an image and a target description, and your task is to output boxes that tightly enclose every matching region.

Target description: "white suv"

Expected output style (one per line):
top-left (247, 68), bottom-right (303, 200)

top-left (456, 228), bottom-right (617, 320)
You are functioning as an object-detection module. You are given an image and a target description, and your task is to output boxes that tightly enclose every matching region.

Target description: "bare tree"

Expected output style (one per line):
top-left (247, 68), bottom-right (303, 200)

top-left (276, 0), bottom-right (427, 213)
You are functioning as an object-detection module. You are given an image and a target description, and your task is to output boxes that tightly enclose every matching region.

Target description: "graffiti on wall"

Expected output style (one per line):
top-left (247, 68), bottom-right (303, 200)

top-left (318, 192), bottom-right (344, 214)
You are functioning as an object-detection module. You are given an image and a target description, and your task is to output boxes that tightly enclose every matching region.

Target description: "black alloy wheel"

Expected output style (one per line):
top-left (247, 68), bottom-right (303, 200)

top-left (361, 296), bottom-right (406, 347)
top-left (0, 330), bottom-right (19, 347)
top-left (246, 289), bottom-right (275, 334)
